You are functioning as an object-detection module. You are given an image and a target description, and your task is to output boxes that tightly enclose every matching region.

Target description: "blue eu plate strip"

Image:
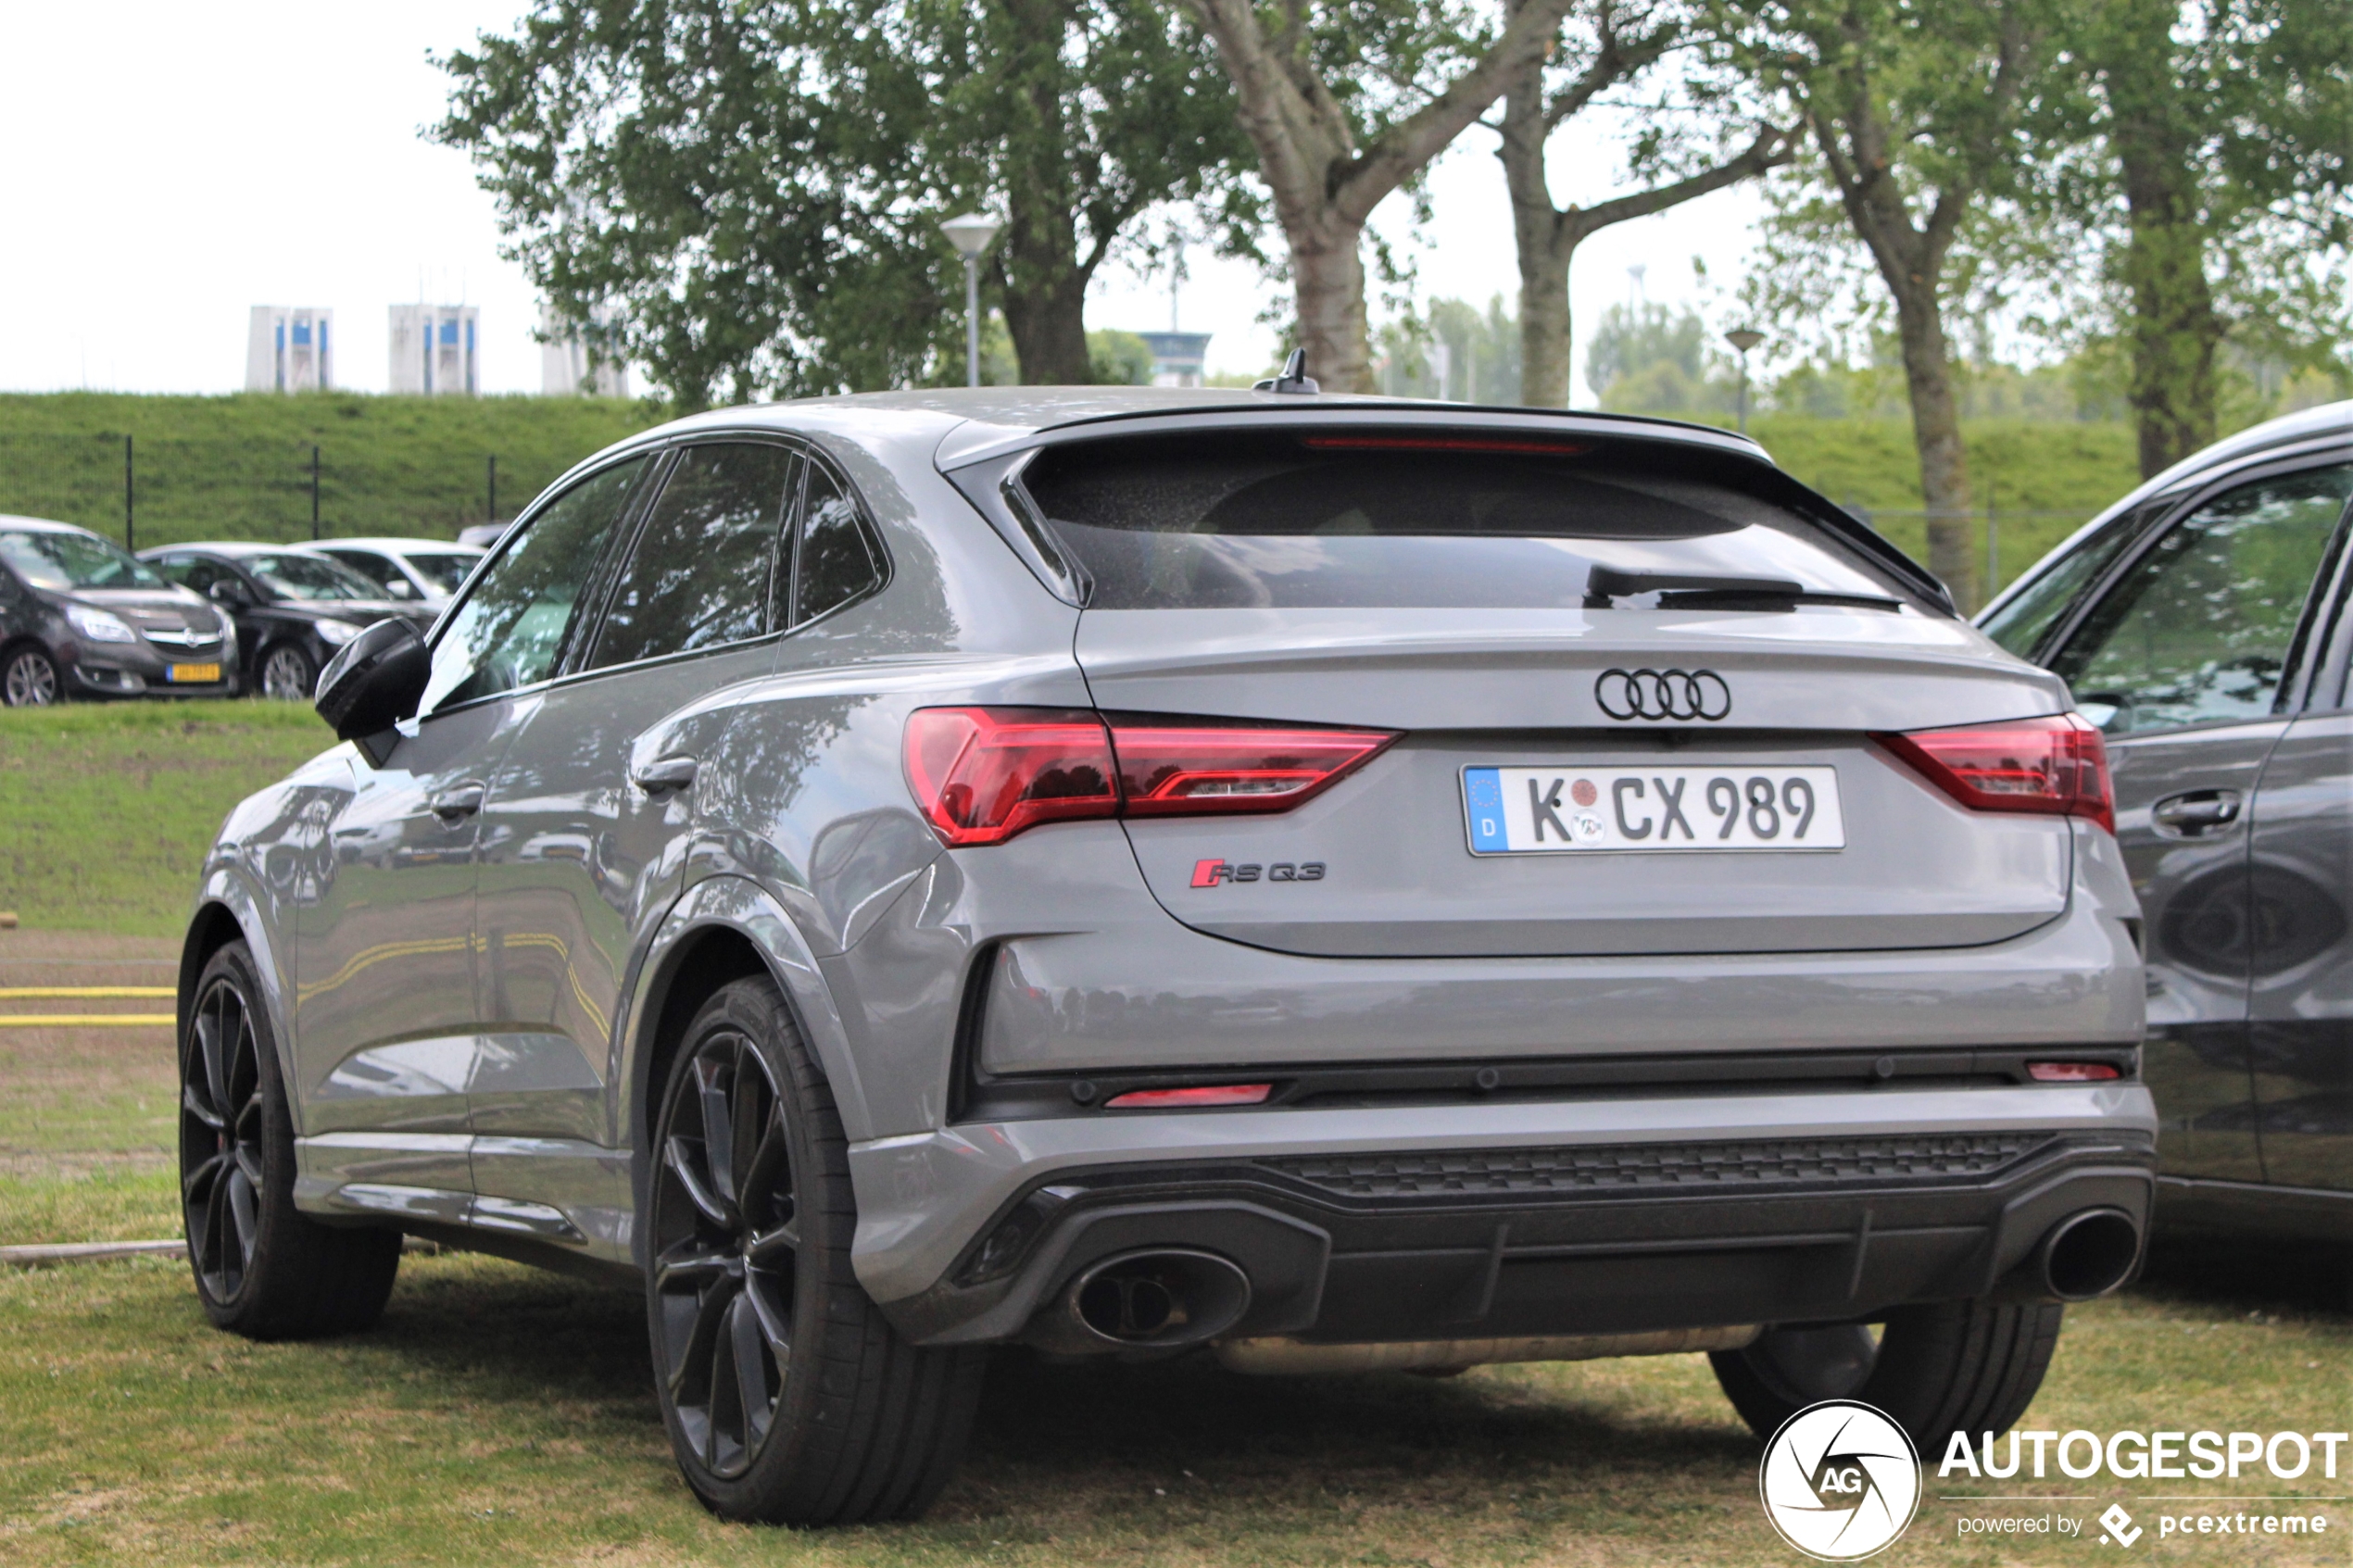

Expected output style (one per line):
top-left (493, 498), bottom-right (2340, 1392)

top-left (1464, 768), bottom-right (1508, 854)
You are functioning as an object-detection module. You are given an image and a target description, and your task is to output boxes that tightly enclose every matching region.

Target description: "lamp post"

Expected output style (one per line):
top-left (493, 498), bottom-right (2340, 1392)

top-left (1726, 327), bottom-right (1765, 434)
top-left (938, 213), bottom-right (1003, 388)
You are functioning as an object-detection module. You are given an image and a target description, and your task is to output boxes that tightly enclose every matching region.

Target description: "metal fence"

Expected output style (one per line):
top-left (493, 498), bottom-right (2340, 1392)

top-left (0, 433), bottom-right (578, 552)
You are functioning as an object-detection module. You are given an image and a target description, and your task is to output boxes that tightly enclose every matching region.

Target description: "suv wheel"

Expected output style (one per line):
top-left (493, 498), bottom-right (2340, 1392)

top-left (181, 941), bottom-right (402, 1336)
top-left (648, 976), bottom-right (986, 1524)
top-left (258, 644), bottom-right (316, 701)
top-left (1710, 1299), bottom-right (2065, 1456)
top-left (3, 645), bottom-right (60, 706)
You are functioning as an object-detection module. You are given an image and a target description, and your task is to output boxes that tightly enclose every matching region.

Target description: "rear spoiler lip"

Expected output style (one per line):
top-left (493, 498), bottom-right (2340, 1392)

top-left (937, 405), bottom-right (1956, 619)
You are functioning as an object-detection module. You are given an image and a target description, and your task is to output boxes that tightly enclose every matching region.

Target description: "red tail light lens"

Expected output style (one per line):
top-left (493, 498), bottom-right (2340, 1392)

top-left (1103, 1083), bottom-right (1273, 1109)
top-left (2027, 1061), bottom-right (2123, 1083)
top-left (1875, 712), bottom-right (2114, 834)
top-left (901, 708), bottom-right (1117, 847)
top-left (903, 709), bottom-right (1396, 845)
top-left (1110, 722), bottom-right (1395, 818)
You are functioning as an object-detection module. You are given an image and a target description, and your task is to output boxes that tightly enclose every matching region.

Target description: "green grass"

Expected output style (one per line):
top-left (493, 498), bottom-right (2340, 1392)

top-left (0, 391), bottom-right (664, 549)
top-left (0, 700), bottom-right (336, 935)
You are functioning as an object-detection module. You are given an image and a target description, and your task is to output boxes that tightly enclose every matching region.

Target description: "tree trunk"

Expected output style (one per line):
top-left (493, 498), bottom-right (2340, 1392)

top-left (1290, 215), bottom-right (1373, 392)
top-left (997, 258), bottom-right (1094, 385)
top-left (990, 0), bottom-right (1094, 385)
top-left (1887, 282), bottom-right (1978, 609)
top-left (1502, 63), bottom-right (1574, 408)
top-left (2113, 121), bottom-right (2221, 476)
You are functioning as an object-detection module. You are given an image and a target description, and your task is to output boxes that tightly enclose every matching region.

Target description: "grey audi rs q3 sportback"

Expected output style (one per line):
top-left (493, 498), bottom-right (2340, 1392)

top-left (177, 388), bottom-right (2154, 1523)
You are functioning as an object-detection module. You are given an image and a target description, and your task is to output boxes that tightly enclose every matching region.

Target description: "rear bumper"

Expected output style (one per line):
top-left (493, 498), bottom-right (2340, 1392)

top-left (849, 1083), bottom-right (2158, 1344)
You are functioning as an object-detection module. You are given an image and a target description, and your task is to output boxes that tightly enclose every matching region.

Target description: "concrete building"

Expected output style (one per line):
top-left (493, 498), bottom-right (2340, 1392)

top-left (540, 305), bottom-right (630, 397)
top-left (245, 307), bottom-right (333, 392)
top-left (1137, 330), bottom-right (1213, 388)
top-left (389, 304), bottom-right (480, 396)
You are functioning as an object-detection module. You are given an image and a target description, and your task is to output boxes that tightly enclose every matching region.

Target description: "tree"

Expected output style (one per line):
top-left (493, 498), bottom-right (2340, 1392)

top-left (435, 1), bottom-right (1252, 402)
top-left (1182, 0), bottom-right (1581, 392)
top-left (1496, 0), bottom-right (1794, 408)
top-left (2042, 0), bottom-right (2353, 476)
top-left (1731, 0), bottom-right (2057, 609)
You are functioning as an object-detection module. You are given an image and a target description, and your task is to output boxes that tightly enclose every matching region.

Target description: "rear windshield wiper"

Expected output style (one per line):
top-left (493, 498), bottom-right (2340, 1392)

top-left (1583, 566), bottom-right (1902, 613)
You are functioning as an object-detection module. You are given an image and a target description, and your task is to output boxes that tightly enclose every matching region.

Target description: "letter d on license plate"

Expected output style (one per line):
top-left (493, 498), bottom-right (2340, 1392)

top-left (1463, 765), bottom-right (1844, 854)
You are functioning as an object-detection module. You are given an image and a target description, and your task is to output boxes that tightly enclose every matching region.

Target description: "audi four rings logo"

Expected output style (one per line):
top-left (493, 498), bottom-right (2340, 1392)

top-left (1595, 667), bottom-right (1732, 721)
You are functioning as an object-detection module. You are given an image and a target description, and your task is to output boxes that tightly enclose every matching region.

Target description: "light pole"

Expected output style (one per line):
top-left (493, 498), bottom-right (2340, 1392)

top-left (938, 212), bottom-right (1003, 388)
top-left (1726, 327), bottom-right (1765, 434)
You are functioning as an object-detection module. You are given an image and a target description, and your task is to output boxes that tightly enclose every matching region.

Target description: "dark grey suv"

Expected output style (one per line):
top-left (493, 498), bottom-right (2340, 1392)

top-left (1982, 398), bottom-right (2353, 1238)
top-left (177, 390), bottom-right (2152, 1524)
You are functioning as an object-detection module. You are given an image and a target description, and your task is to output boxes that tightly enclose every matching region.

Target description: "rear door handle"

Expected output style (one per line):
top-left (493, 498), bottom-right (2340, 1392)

top-left (631, 756), bottom-right (699, 795)
top-left (2151, 788), bottom-right (2242, 836)
top-left (428, 782), bottom-right (486, 821)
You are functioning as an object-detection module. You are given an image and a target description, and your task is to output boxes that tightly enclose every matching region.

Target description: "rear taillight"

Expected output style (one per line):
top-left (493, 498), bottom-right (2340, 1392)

top-left (902, 708), bottom-right (1394, 847)
top-left (1102, 1083), bottom-right (1274, 1109)
top-left (1874, 712), bottom-right (2114, 834)
top-left (2027, 1061), bottom-right (2123, 1083)
top-left (901, 708), bottom-right (1117, 847)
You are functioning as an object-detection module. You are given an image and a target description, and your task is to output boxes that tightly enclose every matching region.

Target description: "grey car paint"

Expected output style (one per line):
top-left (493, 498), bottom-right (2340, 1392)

top-left (1979, 399), bottom-right (2353, 1236)
top-left (189, 387), bottom-right (2154, 1319)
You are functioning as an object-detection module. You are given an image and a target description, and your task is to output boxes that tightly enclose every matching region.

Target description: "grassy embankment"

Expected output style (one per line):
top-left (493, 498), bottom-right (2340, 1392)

top-left (0, 391), bottom-right (2144, 592)
top-left (0, 391), bottom-right (661, 549)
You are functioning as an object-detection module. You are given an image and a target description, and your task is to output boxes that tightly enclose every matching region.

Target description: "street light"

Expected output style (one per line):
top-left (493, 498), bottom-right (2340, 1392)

top-left (939, 212), bottom-right (1003, 388)
top-left (1726, 327), bottom-right (1766, 435)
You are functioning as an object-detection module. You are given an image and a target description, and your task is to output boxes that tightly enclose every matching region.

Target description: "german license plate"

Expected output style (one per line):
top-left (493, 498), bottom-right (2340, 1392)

top-left (1464, 766), bottom-right (1844, 854)
top-left (166, 663), bottom-right (221, 684)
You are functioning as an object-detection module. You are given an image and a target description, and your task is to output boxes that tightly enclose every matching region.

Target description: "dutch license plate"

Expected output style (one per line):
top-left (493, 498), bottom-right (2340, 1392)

top-left (167, 663), bottom-right (221, 684)
top-left (1464, 765), bottom-right (1844, 854)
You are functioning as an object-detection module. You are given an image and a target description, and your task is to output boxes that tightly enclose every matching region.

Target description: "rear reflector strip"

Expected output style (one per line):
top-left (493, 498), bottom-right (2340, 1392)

top-left (1101, 1084), bottom-right (1274, 1109)
top-left (904, 707), bottom-right (1395, 847)
top-left (1874, 712), bottom-right (2115, 834)
top-left (2026, 1061), bottom-right (2123, 1083)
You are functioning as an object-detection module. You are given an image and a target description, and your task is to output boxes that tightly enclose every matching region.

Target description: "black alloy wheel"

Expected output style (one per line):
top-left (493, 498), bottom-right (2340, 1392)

top-left (182, 971), bottom-right (267, 1302)
top-left (178, 941), bottom-right (402, 1337)
top-left (652, 1029), bottom-right (800, 1479)
top-left (258, 643), bottom-right (316, 701)
top-left (3, 645), bottom-right (59, 706)
top-left (647, 977), bottom-right (985, 1524)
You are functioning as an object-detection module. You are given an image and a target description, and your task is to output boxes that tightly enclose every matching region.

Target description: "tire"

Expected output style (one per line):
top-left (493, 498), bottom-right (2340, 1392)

top-left (1711, 1300), bottom-right (2065, 1457)
top-left (647, 976), bottom-right (986, 1524)
top-left (3, 644), bottom-right (60, 706)
top-left (258, 643), bottom-right (317, 701)
top-left (179, 941), bottom-right (402, 1338)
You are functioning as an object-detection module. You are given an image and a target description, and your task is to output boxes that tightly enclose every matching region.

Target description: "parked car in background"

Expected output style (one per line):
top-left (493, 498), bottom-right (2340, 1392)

top-left (178, 389), bottom-right (2151, 1525)
top-left (302, 537), bottom-right (484, 611)
top-left (455, 521), bottom-right (508, 549)
top-left (1980, 398), bottom-right (2353, 1239)
top-left (0, 514), bottom-right (233, 705)
top-left (139, 542), bottom-right (416, 699)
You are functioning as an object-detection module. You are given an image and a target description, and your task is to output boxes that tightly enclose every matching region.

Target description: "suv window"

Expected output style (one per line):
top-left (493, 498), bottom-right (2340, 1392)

top-left (421, 457), bottom-right (648, 714)
top-left (2053, 464), bottom-right (2353, 735)
top-left (1014, 431), bottom-right (1910, 610)
top-left (1979, 503), bottom-right (2154, 660)
top-left (0, 530), bottom-right (166, 591)
top-left (788, 461), bottom-right (886, 625)
top-left (321, 548), bottom-right (404, 596)
top-left (588, 443), bottom-right (796, 670)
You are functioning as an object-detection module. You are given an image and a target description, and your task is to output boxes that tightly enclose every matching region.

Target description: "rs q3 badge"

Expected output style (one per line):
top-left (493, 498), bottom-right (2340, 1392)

top-left (1192, 859), bottom-right (1326, 887)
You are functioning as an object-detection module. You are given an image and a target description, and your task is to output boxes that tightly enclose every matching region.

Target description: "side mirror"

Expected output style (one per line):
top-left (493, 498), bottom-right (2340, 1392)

top-left (314, 618), bottom-right (430, 765)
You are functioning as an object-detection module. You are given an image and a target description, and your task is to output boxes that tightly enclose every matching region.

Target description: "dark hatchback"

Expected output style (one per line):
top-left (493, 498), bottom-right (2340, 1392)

top-left (0, 515), bottom-right (234, 705)
top-left (140, 543), bottom-right (417, 700)
top-left (1979, 398), bottom-right (2353, 1241)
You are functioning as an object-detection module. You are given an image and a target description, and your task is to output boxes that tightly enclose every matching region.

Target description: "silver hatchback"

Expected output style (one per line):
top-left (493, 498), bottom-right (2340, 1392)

top-left (176, 390), bottom-right (2152, 1523)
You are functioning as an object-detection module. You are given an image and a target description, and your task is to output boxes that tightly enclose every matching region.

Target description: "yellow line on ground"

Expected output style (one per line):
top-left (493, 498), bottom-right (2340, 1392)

top-left (0, 1014), bottom-right (176, 1026)
top-left (0, 986), bottom-right (175, 998)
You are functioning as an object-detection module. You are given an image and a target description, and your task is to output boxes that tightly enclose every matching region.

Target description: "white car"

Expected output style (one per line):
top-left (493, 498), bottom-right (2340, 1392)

top-left (300, 537), bottom-right (484, 609)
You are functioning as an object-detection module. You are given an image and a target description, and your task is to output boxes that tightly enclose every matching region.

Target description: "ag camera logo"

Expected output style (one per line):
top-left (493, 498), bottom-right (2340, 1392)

top-left (1760, 1400), bottom-right (1922, 1560)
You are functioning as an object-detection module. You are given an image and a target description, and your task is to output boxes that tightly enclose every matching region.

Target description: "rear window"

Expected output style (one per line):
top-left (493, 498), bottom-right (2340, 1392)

top-left (1015, 432), bottom-right (1915, 610)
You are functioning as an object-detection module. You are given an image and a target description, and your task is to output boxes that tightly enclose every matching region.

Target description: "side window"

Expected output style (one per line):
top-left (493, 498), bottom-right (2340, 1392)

top-left (158, 558), bottom-right (220, 596)
top-left (323, 548), bottom-right (401, 597)
top-left (1979, 503), bottom-right (2155, 661)
top-left (2053, 464), bottom-right (2353, 735)
top-left (788, 461), bottom-right (886, 626)
top-left (587, 443), bottom-right (797, 670)
top-left (420, 457), bottom-right (648, 715)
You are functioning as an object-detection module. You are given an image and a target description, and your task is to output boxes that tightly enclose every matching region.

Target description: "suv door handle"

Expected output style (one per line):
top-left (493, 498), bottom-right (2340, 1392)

top-left (631, 756), bottom-right (699, 795)
top-left (2151, 788), bottom-right (2242, 836)
top-left (427, 782), bottom-right (486, 821)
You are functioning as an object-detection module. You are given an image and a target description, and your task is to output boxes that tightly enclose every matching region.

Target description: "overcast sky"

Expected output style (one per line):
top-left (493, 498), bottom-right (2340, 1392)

top-left (0, 1), bottom-right (1767, 403)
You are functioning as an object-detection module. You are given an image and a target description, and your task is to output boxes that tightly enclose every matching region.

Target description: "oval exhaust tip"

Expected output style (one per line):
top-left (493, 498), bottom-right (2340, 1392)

top-left (2040, 1209), bottom-right (2141, 1301)
top-left (1066, 1248), bottom-right (1251, 1348)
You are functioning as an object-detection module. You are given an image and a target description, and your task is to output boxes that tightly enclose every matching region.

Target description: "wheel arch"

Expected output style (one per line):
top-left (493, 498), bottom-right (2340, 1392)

top-left (620, 876), bottom-right (876, 1246)
top-left (181, 871), bottom-right (301, 1129)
